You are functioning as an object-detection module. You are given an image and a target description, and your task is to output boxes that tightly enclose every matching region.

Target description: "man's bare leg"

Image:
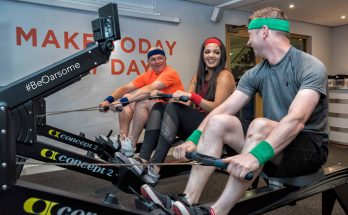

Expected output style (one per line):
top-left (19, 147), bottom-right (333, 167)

top-left (184, 115), bottom-right (245, 204)
top-left (211, 118), bottom-right (278, 215)
top-left (118, 103), bottom-right (135, 139)
top-left (129, 100), bottom-right (156, 148)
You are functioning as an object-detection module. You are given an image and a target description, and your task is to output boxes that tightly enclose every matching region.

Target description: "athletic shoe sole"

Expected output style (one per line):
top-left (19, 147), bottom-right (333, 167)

top-left (172, 201), bottom-right (190, 215)
top-left (141, 184), bottom-right (165, 208)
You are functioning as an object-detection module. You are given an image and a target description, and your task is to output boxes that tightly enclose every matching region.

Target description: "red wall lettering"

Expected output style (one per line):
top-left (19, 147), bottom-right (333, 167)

top-left (64, 32), bottom-right (79, 49)
top-left (121, 37), bottom-right (136, 53)
top-left (42, 30), bottom-right (60, 48)
top-left (16, 27), bottom-right (37, 47)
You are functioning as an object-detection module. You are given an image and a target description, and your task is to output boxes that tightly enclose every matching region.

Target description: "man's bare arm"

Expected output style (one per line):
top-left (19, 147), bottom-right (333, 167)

top-left (266, 89), bottom-right (321, 154)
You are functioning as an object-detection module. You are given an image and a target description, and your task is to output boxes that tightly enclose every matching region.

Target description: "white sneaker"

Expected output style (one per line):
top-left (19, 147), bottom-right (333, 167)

top-left (120, 136), bottom-right (135, 157)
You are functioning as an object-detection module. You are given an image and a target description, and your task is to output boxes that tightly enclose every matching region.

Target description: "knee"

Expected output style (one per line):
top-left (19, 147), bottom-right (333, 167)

top-left (206, 115), bottom-right (229, 134)
top-left (146, 104), bottom-right (164, 129)
top-left (149, 102), bottom-right (164, 119)
top-left (247, 118), bottom-right (273, 140)
top-left (134, 99), bottom-right (149, 110)
top-left (152, 102), bottom-right (164, 111)
top-left (118, 106), bottom-right (133, 118)
top-left (164, 102), bottom-right (183, 118)
top-left (165, 102), bottom-right (182, 113)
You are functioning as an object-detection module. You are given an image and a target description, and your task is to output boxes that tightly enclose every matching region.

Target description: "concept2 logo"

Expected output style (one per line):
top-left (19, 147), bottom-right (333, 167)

top-left (40, 148), bottom-right (114, 177)
top-left (48, 129), bottom-right (99, 151)
top-left (23, 197), bottom-right (97, 215)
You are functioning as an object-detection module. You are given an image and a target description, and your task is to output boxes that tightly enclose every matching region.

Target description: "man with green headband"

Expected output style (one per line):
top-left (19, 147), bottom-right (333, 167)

top-left (139, 7), bottom-right (328, 215)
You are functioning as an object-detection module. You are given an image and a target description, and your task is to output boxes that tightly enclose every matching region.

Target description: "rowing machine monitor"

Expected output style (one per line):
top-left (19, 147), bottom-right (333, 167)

top-left (92, 3), bottom-right (121, 42)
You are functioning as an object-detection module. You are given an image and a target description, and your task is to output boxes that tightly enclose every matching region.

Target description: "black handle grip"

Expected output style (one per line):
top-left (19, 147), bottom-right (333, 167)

top-left (156, 93), bottom-right (172, 99)
top-left (102, 104), bottom-right (122, 112)
top-left (186, 152), bottom-right (253, 181)
top-left (115, 106), bottom-right (123, 112)
top-left (153, 93), bottom-right (189, 102)
top-left (99, 106), bottom-right (109, 112)
top-left (179, 96), bottom-right (189, 102)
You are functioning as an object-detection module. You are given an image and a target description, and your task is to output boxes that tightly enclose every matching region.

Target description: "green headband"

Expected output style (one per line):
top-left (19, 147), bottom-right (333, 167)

top-left (248, 18), bottom-right (290, 33)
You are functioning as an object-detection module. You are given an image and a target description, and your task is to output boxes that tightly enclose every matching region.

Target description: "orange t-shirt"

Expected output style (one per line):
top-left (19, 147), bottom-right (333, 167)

top-left (132, 66), bottom-right (184, 94)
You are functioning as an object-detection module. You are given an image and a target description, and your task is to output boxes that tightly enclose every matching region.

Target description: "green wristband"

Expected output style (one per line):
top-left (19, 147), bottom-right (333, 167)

top-left (186, 130), bottom-right (202, 146)
top-left (249, 140), bottom-right (275, 165)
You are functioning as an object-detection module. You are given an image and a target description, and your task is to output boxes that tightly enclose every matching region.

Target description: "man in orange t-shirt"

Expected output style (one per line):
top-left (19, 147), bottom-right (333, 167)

top-left (99, 47), bottom-right (184, 157)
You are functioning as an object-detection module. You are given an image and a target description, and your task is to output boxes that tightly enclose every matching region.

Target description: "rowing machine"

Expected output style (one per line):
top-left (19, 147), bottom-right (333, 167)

top-left (0, 3), bottom-right (148, 214)
top-left (185, 153), bottom-right (348, 214)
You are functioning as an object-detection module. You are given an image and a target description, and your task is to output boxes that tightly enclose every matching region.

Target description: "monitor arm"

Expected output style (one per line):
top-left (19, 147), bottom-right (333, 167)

top-left (0, 3), bottom-right (120, 192)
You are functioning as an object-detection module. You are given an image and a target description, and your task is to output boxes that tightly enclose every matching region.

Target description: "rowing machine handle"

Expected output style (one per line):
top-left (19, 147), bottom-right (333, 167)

top-left (99, 106), bottom-right (109, 112)
top-left (186, 151), bottom-right (254, 181)
top-left (156, 93), bottom-right (189, 102)
top-left (100, 105), bottom-right (122, 112)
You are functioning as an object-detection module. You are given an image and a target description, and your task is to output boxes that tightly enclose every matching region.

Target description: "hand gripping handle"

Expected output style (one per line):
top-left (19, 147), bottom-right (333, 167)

top-left (99, 106), bottom-right (109, 112)
top-left (153, 93), bottom-right (189, 102)
top-left (99, 105), bottom-right (123, 112)
top-left (186, 151), bottom-right (253, 180)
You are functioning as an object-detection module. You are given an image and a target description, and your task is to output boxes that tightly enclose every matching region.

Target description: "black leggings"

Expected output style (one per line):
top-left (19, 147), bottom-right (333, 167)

top-left (139, 102), bottom-right (206, 163)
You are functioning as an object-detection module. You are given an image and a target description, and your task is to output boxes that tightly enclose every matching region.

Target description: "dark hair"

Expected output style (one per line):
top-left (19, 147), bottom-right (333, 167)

top-left (195, 37), bottom-right (227, 101)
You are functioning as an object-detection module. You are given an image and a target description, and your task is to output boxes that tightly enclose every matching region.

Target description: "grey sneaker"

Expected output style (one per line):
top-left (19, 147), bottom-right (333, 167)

top-left (120, 136), bottom-right (135, 157)
top-left (128, 157), bottom-right (144, 175)
top-left (143, 165), bottom-right (160, 185)
top-left (114, 153), bottom-right (157, 185)
top-left (129, 159), bottom-right (160, 185)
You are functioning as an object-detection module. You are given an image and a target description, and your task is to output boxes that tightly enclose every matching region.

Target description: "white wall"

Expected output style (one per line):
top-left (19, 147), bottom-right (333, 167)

top-left (331, 25), bottom-right (348, 75)
top-left (0, 0), bottom-right (250, 141)
top-left (0, 0), bottom-right (333, 141)
top-left (290, 21), bottom-right (332, 73)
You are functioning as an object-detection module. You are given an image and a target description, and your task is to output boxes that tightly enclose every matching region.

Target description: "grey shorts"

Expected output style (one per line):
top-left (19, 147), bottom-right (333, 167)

top-left (263, 131), bottom-right (328, 177)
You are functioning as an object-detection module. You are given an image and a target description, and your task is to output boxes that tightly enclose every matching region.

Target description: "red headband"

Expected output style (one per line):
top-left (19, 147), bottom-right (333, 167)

top-left (204, 38), bottom-right (221, 47)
